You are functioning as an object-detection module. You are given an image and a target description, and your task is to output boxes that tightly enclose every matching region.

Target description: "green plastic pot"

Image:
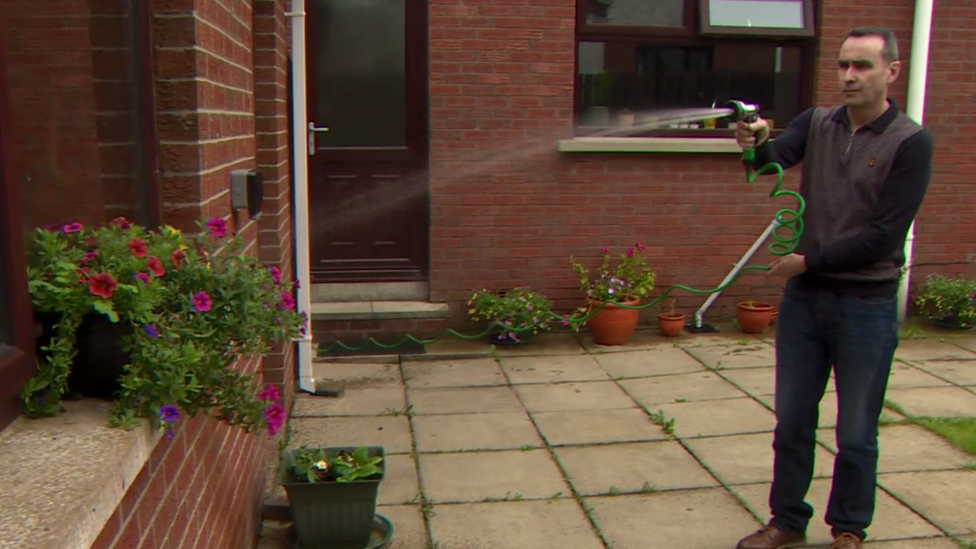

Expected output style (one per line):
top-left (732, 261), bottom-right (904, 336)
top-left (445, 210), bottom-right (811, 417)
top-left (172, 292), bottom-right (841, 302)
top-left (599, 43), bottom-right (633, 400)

top-left (280, 447), bottom-right (385, 549)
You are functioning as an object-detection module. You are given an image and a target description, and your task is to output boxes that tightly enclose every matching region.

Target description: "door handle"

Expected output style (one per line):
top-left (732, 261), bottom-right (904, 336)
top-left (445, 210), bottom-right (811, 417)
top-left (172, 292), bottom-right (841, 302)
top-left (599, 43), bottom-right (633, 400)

top-left (308, 122), bottom-right (330, 155)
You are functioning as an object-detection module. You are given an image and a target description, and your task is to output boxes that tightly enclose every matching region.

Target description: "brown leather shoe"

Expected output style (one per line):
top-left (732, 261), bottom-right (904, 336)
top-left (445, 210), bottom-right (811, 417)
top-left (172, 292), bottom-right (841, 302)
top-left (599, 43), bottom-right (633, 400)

top-left (830, 532), bottom-right (863, 549)
top-left (736, 524), bottom-right (806, 549)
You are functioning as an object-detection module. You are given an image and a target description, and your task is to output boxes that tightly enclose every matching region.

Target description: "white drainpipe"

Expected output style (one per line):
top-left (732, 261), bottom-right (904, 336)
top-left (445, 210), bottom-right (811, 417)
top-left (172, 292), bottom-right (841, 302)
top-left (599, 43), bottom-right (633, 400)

top-left (897, 0), bottom-right (935, 324)
top-left (286, 0), bottom-right (315, 393)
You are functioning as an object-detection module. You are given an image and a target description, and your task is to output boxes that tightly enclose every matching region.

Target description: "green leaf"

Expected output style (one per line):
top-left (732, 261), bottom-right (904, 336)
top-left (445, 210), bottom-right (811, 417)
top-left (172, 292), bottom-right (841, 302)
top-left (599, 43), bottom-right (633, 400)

top-left (93, 300), bottom-right (120, 322)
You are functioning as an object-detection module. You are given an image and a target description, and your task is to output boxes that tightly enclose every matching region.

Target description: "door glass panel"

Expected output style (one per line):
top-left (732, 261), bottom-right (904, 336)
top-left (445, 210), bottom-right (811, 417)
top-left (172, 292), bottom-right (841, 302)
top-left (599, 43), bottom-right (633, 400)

top-left (313, 0), bottom-right (406, 148)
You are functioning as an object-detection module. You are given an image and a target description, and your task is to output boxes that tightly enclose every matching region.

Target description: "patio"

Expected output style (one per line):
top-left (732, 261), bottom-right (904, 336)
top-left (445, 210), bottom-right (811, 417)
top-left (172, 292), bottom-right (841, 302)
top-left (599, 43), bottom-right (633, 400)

top-left (259, 326), bottom-right (976, 549)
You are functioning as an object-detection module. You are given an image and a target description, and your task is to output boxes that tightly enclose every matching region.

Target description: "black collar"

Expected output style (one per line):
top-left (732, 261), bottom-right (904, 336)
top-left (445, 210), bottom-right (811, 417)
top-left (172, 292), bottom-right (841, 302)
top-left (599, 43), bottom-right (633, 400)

top-left (830, 98), bottom-right (900, 133)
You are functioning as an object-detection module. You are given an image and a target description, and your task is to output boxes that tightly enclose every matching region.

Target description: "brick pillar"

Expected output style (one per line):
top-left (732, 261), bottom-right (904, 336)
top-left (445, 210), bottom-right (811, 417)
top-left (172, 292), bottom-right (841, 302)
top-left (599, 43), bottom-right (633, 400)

top-left (253, 0), bottom-right (298, 407)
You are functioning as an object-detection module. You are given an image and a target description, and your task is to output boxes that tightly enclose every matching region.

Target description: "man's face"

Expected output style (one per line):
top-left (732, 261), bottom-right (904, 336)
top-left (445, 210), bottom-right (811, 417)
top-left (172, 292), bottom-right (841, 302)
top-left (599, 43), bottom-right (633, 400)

top-left (837, 35), bottom-right (900, 108)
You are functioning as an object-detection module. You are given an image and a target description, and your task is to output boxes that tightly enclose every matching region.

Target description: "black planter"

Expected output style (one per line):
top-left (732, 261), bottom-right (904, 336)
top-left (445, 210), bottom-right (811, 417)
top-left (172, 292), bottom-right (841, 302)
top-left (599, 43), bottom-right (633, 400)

top-left (33, 309), bottom-right (130, 401)
top-left (280, 447), bottom-right (385, 549)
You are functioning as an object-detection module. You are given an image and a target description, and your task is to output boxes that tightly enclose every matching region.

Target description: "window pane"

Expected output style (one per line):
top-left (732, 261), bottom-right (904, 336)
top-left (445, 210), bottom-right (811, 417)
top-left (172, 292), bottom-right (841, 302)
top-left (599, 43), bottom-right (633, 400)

top-left (575, 42), bottom-right (804, 132)
top-left (0, 1), bottom-right (153, 231)
top-left (312, 0), bottom-right (406, 148)
top-left (706, 0), bottom-right (806, 29)
top-left (585, 0), bottom-right (686, 28)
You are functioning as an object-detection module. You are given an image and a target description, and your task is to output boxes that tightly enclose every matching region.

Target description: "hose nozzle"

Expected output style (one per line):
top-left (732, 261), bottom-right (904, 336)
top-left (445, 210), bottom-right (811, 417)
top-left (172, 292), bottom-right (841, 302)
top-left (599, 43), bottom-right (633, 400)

top-left (726, 100), bottom-right (760, 124)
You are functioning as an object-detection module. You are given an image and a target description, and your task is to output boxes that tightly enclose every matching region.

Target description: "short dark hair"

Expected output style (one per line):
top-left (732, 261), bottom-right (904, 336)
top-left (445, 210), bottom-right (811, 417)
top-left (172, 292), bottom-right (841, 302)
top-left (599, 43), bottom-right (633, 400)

top-left (845, 26), bottom-right (899, 63)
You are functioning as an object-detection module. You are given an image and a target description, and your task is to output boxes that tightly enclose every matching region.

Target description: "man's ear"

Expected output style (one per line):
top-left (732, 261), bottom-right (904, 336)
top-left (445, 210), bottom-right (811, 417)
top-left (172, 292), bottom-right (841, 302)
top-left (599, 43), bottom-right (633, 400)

top-left (887, 60), bottom-right (902, 84)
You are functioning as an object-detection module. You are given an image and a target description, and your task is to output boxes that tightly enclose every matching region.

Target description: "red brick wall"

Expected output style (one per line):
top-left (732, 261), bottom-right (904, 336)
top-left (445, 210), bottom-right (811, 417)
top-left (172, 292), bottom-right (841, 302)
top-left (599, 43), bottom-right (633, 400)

top-left (905, 1), bottom-right (976, 290)
top-left (90, 0), bottom-right (297, 547)
top-left (0, 0), bottom-right (143, 229)
top-left (427, 0), bottom-right (976, 324)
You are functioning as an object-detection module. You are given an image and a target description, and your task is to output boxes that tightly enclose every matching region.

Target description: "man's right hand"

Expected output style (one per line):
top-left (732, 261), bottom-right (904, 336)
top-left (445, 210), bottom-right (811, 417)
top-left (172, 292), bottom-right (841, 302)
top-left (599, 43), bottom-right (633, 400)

top-left (735, 119), bottom-right (770, 151)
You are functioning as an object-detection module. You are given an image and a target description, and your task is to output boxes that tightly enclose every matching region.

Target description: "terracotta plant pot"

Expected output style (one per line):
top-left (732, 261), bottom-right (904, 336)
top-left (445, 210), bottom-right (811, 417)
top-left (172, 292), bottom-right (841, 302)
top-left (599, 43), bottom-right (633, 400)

top-left (737, 301), bottom-right (774, 334)
top-left (658, 313), bottom-right (685, 337)
top-left (587, 298), bottom-right (641, 345)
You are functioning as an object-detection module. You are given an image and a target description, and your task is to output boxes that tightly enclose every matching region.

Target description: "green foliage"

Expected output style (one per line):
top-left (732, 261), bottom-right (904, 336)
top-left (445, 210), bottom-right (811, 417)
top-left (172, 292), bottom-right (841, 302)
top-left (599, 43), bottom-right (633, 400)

top-left (567, 243), bottom-right (656, 331)
top-left (22, 217), bottom-right (305, 436)
top-left (284, 446), bottom-right (384, 484)
top-left (913, 274), bottom-right (976, 328)
top-left (467, 287), bottom-right (552, 342)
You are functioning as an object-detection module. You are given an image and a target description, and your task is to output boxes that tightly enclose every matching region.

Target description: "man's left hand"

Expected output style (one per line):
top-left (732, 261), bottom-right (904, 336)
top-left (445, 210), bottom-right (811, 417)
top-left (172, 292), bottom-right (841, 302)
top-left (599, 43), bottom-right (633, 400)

top-left (768, 253), bottom-right (807, 279)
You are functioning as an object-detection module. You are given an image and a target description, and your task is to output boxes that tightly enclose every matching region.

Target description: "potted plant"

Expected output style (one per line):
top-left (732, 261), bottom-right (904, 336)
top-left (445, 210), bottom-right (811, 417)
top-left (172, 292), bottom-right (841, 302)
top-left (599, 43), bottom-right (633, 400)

top-left (570, 243), bottom-right (655, 345)
top-left (737, 300), bottom-right (774, 334)
top-left (280, 445), bottom-right (385, 549)
top-left (21, 216), bottom-right (307, 436)
top-left (658, 298), bottom-right (684, 337)
top-left (913, 274), bottom-right (976, 329)
top-left (467, 287), bottom-right (552, 345)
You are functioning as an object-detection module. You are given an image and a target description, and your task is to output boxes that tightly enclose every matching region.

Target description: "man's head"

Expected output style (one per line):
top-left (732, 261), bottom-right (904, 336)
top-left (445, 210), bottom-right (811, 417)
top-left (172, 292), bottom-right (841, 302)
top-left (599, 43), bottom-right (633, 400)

top-left (838, 27), bottom-right (901, 109)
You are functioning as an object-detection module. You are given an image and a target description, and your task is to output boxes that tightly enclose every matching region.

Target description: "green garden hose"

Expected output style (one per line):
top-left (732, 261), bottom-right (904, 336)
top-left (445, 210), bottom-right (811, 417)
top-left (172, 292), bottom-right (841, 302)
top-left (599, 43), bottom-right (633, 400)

top-left (317, 149), bottom-right (805, 352)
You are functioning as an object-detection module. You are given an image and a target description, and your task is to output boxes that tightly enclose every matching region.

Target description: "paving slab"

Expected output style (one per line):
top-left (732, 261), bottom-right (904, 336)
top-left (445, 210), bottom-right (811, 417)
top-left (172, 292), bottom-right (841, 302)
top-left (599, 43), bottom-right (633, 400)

top-left (732, 478), bottom-right (944, 544)
top-left (888, 361), bottom-right (957, 389)
top-left (402, 358), bottom-right (507, 388)
top-left (908, 360), bottom-right (976, 387)
top-left (377, 454), bottom-right (422, 505)
top-left (291, 387), bottom-right (406, 417)
top-left (579, 328), bottom-right (677, 352)
top-left (513, 380), bottom-right (637, 412)
top-left (553, 440), bottom-right (720, 495)
top-left (584, 488), bottom-right (761, 549)
top-left (418, 449), bottom-right (571, 503)
top-left (862, 538), bottom-right (969, 548)
top-left (427, 499), bottom-right (605, 549)
top-left (817, 424), bottom-right (976, 473)
top-left (657, 396), bottom-right (777, 438)
top-left (590, 345), bottom-right (707, 379)
top-left (492, 332), bottom-right (587, 357)
top-left (311, 361), bottom-right (403, 388)
top-left (953, 336), bottom-right (976, 353)
top-left (884, 386), bottom-right (976, 417)
top-left (412, 411), bottom-right (544, 453)
top-left (530, 408), bottom-right (670, 446)
top-left (374, 505), bottom-right (430, 549)
top-left (618, 370), bottom-right (747, 408)
top-left (684, 432), bottom-right (836, 485)
top-left (895, 339), bottom-right (976, 362)
top-left (407, 385), bottom-right (525, 415)
top-left (878, 470), bottom-right (976, 537)
top-left (287, 416), bottom-right (414, 454)
top-left (679, 337), bottom-right (776, 369)
top-left (499, 353), bottom-right (611, 384)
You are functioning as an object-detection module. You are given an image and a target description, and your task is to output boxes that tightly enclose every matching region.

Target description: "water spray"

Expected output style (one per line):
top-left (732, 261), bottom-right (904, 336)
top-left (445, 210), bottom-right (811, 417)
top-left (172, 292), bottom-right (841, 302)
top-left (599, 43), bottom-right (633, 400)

top-left (316, 100), bottom-right (806, 352)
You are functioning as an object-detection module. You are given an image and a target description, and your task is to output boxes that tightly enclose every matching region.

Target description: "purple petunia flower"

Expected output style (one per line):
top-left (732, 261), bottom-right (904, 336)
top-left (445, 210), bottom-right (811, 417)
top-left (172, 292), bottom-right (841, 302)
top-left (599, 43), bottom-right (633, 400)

top-left (264, 403), bottom-right (286, 436)
top-left (269, 266), bottom-right (282, 285)
top-left (145, 324), bottom-right (159, 339)
top-left (258, 384), bottom-right (280, 402)
top-left (135, 272), bottom-right (151, 285)
top-left (207, 217), bottom-right (227, 238)
top-left (160, 405), bottom-right (180, 423)
top-left (193, 291), bottom-right (212, 313)
top-left (63, 222), bottom-right (84, 234)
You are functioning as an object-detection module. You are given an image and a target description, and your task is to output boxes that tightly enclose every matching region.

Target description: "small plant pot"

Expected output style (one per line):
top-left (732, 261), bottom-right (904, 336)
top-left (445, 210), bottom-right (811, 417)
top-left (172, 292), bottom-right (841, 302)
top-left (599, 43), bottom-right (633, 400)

top-left (769, 310), bottom-right (778, 325)
top-left (280, 447), bottom-right (385, 549)
top-left (737, 301), bottom-right (774, 334)
top-left (587, 298), bottom-right (641, 345)
top-left (658, 313), bottom-right (685, 337)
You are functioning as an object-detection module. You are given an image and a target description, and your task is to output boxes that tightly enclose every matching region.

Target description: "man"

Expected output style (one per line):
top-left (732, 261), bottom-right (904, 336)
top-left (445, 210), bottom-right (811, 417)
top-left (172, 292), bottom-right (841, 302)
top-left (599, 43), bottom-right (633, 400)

top-left (732, 27), bottom-right (934, 549)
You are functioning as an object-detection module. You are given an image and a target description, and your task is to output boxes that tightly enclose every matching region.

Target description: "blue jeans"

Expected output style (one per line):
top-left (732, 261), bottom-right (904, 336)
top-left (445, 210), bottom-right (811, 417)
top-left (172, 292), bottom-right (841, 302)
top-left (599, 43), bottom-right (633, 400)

top-left (768, 277), bottom-right (899, 541)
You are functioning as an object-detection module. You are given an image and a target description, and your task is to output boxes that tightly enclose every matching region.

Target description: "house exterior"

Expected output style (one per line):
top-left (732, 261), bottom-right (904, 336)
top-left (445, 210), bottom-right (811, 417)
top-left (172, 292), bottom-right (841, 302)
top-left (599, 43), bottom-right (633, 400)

top-left (0, 0), bottom-right (972, 548)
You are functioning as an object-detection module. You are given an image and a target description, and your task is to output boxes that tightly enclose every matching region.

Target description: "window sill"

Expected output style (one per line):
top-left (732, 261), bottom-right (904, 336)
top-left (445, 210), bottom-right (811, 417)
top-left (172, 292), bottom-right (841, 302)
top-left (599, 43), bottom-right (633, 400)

top-left (0, 400), bottom-right (161, 549)
top-left (557, 136), bottom-right (744, 153)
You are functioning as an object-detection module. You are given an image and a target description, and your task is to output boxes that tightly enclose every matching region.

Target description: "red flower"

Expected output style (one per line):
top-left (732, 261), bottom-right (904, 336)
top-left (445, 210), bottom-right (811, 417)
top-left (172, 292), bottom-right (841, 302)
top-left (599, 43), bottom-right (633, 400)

top-left (148, 256), bottom-right (166, 277)
top-left (62, 222), bottom-right (84, 234)
top-left (88, 273), bottom-right (118, 299)
top-left (171, 249), bottom-right (186, 269)
top-left (129, 238), bottom-right (148, 258)
top-left (193, 291), bottom-right (212, 313)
